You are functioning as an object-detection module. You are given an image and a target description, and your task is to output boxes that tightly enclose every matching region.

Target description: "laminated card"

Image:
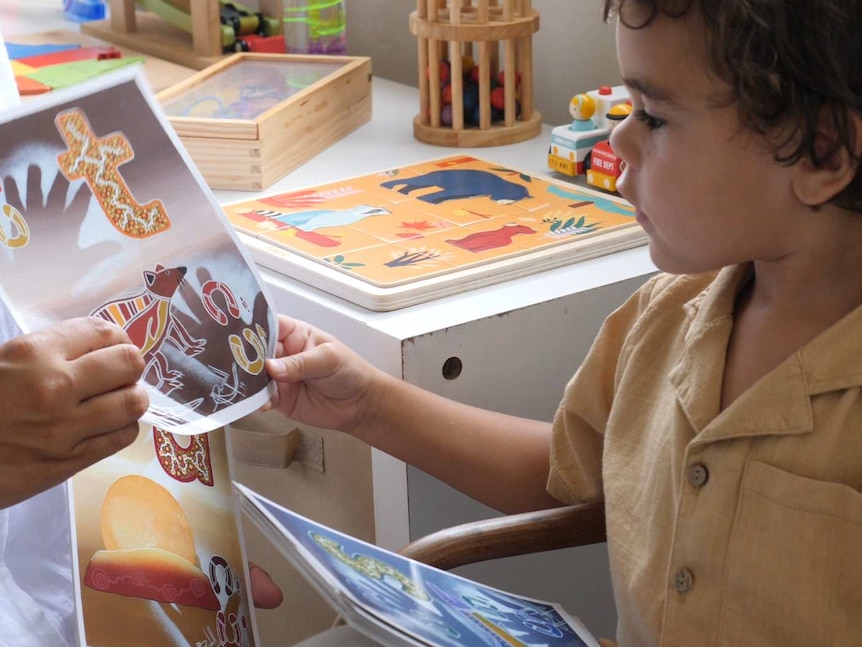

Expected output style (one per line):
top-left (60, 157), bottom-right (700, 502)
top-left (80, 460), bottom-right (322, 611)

top-left (237, 483), bottom-right (602, 647)
top-left (0, 67), bottom-right (277, 435)
top-left (0, 68), bottom-right (277, 647)
top-left (72, 425), bottom-right (257, 647)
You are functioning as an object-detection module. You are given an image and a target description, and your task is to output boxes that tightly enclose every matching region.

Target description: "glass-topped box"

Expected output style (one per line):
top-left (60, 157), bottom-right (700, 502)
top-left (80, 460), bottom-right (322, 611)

top-left (158, 53), bottom-right (372, 191)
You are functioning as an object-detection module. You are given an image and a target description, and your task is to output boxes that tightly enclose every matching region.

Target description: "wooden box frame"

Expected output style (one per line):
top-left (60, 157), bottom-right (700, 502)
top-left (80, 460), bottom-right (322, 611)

top-left (157, 52), bottom-right (372, 191)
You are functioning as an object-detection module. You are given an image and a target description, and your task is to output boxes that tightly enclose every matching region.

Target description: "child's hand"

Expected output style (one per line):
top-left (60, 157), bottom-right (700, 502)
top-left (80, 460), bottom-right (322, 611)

top-left (264, 315), bottom-right (379, 435)
top-left (0, 317), bottom-right (148, 508)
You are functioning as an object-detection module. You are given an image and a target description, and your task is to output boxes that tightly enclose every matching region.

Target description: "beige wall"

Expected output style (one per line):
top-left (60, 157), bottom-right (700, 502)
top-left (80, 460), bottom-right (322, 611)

top-left (345, 0), bottom-right (621, 126)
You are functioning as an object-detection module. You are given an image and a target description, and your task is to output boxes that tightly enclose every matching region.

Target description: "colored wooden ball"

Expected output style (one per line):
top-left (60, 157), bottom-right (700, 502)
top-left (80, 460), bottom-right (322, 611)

top-left (461, 55), bottom-right (475, 76)
top-left (426, 60), bottom-right (451, 84)
top-left (471, 105), bottom-right (483, 126)
top-left (462, 83), bottom-right (480, 111)
top-left (497, 69), bottom-right (521, 88)
top-left (442, 83), bottom-right (453, 105)
top-left (441, 104), bottom-right (453, 126)
top-left (490, 86), bottom-right (506, 110)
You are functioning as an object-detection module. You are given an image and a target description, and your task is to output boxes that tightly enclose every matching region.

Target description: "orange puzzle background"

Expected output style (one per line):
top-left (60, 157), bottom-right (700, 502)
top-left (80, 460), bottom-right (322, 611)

top-left (223, 156), bottom-right (640, 289)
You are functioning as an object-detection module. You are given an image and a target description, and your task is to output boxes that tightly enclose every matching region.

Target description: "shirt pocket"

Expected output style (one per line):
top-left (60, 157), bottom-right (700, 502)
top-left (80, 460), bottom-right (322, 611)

top-left (720, 460), bottom-right (862, 647)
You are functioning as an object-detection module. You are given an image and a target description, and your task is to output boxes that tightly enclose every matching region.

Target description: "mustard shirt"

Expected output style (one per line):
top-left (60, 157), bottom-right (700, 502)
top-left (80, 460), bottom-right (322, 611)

top-left (548, 265), bottom-right (862, 647)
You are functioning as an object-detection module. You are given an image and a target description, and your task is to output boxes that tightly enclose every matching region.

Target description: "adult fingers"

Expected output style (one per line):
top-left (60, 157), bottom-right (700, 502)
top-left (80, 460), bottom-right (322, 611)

top-left (248, 562), bottom-right (283, 609)
top-left (66, 422), bottom-right (143, 474)
top-left (16, 384), bottom-right (147, 469)
top-left (70, 342), bottom-right (146, 402)
top-left (42, 317), bottom-right (133, 361)
top-left (71, 383), bottom-right (150, 443)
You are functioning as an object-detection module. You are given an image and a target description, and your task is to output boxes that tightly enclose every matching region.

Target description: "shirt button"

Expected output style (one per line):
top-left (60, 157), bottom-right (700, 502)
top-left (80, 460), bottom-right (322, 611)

top-left (673, 567), bottom-right (695, 594)
top-left (686, 462), bottom-right (709, 488)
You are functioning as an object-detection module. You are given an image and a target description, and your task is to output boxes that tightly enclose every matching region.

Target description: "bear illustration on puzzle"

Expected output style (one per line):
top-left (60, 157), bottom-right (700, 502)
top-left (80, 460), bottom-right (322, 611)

top-left (380, 169), bottom-right (533, 205)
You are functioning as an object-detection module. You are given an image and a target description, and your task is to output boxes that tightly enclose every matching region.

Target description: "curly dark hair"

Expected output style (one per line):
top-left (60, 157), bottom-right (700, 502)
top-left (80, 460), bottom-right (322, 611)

top-left (602, 0), bottom-right (862, 212)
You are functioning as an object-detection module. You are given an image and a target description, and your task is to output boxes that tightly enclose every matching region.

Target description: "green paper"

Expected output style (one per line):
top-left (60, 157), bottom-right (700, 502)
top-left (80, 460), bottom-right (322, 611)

top-left (25, 58), bottom-right (145, 90)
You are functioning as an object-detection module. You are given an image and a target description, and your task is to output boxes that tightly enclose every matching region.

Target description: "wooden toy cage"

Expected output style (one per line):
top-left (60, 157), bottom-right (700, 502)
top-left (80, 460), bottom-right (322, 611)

top-left (410, 0), bottom-right (541, 147)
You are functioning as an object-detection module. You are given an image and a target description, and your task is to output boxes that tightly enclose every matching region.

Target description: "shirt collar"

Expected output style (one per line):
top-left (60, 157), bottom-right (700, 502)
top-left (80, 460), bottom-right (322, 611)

top-left (799, 297), bottom-right (862, 395)
top-left (669, 266), bottom-right (749, 435)
top-left (670, 264), bottom-right (862, 442)
top-left (681, 263), bottom-right (862, 395)
top-left (680, 264), bottom-right (752, 335)
top-left (669, 264), bottom-right (814, 442)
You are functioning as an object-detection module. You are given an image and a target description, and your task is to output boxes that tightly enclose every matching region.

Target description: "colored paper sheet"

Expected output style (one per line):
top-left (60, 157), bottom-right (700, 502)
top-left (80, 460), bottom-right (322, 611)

top-left (10, 60), bottom-right (35, 75)
top-left (14, 75), bottom-right (51, 95)
top-left (25, 56), bottom-right (145, 89)
top-left (17, 45), bottom-right (121, 69)
top-left (5, 42), bottom-right (80, 60)
top-left (0, 65), bottom-right (275, 647)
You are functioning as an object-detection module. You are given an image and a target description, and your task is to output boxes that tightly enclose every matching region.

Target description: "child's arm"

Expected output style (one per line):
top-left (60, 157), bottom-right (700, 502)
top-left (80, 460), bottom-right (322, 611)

top-left (266, 315), bottom-right (561, 514)
top-left (0, 317), bottom-right (148, 508)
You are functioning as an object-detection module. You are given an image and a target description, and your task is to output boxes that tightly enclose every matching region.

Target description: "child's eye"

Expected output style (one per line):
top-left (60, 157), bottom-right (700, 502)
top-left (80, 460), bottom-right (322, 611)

top-left (634, 109), bottom-right (666, 130)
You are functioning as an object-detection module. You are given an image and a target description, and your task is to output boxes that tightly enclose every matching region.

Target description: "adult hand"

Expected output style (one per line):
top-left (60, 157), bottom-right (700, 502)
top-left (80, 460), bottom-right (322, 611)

top-left (249, 561), bottom-right (283, 609)
top-left (0, 317), bottom-right (148, 508)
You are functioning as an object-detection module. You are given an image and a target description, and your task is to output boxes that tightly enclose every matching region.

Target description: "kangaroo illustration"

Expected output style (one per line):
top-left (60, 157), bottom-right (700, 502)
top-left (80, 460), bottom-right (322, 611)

top-left (92, 264), bottom-right (206, 395)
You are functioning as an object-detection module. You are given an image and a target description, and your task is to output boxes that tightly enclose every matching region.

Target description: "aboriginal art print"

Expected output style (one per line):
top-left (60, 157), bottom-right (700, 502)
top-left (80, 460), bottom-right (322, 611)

top-left (223, 155), bottom-right (646, 310)
top-left (0, 68), bottom-right (277, 435)
top-left (0, 69), bottom-right (273, 647)
top-left (71, 425), bottom-right (257, 647)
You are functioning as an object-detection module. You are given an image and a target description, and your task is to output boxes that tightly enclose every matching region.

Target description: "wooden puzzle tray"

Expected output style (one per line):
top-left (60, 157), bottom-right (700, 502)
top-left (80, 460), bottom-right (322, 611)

top-left (223, 155), bottom-right (648, 311)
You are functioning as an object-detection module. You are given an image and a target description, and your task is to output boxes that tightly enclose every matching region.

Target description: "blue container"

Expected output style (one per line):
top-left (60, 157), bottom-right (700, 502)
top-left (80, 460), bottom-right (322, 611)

top-left (63, 0), bottom-right (107, 22)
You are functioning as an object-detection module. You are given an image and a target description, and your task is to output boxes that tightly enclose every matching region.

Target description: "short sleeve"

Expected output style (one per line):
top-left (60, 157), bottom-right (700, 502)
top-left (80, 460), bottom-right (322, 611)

top-left (547, 274), bottom-right (663, 504)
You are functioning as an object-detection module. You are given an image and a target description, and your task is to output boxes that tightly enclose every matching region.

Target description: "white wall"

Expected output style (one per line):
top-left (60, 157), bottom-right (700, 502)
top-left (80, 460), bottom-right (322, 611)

top-left (345, 0), bottom-right (621, 126)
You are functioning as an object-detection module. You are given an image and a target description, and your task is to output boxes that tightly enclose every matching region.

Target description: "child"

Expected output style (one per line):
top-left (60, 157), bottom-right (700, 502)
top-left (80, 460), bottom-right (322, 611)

top-left (265, 1), bottom-right (862, 645)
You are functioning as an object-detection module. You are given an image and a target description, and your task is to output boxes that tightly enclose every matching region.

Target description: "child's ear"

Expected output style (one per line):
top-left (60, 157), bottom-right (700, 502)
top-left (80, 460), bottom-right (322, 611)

top-left (791, 111), bottom-right (862, 207)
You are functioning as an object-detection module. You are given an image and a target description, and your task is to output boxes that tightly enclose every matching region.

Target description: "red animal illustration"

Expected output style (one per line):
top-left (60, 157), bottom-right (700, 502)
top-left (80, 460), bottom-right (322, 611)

top-left (445, 223), bottom-right (536, 252)
top-left (92, 264), bottom-right (205, 395)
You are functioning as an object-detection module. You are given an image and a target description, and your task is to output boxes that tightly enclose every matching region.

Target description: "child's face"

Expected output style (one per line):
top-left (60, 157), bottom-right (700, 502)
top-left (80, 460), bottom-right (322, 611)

top-left (611, 11), bottom-right (798, 274)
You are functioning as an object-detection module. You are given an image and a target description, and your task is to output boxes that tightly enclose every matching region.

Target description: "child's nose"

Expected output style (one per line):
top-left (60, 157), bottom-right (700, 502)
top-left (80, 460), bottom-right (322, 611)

top-left (610, 116), bottom-right (637, 167)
